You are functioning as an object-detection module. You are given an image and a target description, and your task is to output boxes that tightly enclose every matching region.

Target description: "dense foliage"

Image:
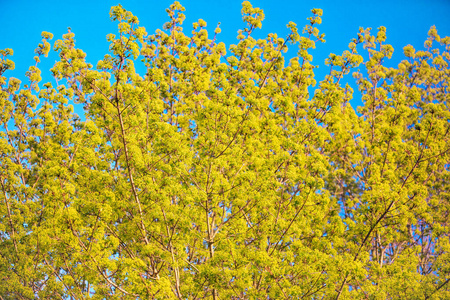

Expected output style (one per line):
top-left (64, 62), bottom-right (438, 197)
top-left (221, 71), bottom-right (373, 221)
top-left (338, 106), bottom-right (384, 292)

top-left (1, 2), bottom-right (449, 299)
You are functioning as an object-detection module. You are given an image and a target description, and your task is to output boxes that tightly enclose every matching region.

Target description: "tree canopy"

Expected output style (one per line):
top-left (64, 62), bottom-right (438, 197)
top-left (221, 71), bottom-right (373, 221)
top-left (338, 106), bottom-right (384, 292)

top-left (0, 1), bottom-right (449, 299)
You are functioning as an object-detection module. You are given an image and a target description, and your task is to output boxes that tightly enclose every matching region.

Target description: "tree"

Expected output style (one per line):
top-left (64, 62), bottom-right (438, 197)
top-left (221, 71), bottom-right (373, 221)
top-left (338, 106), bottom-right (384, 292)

top-left (0, 1), bottom-right (449, 298)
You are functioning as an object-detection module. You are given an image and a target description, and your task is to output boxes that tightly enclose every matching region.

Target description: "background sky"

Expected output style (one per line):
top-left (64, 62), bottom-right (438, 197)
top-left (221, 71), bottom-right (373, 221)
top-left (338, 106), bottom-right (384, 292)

top-left (1, 0), bottom-right (449, 109)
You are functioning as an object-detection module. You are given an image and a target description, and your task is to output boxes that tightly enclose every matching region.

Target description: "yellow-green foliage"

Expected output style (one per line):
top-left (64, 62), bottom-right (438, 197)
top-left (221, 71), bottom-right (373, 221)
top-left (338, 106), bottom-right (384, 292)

top-left (0, 2), bottom-right (449, 299)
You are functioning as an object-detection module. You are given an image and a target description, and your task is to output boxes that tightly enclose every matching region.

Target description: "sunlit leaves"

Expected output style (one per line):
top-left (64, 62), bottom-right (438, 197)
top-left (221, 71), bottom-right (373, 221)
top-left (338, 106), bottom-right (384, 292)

top-left (0, 1), bottom-right (449, 299)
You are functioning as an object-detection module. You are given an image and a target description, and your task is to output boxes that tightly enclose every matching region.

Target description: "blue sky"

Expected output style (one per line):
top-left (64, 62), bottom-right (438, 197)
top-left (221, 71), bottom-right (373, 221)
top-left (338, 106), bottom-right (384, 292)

top-left (1, 0), bottom-right (449, 108)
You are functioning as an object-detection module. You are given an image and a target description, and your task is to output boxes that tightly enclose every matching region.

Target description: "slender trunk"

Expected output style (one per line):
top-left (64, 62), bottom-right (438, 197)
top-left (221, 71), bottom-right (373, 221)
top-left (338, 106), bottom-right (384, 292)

top-left (206, 194), bottom-right (217, 300)
top-left (116, 101), bottom-right (149, 245)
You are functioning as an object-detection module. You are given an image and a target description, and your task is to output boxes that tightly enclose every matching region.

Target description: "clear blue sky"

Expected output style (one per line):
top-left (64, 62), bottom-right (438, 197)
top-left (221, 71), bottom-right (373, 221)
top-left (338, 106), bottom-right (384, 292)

top-left (1, 0), bottom-right (449, 108)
